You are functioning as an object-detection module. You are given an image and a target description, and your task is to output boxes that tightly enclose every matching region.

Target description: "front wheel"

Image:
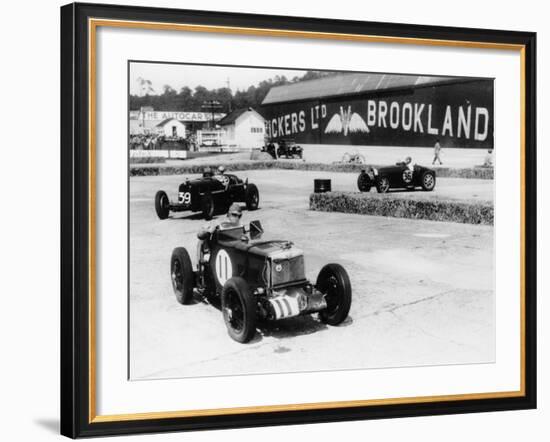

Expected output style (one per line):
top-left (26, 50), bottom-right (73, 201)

top-left (316, 264), bottom-right (352, 326)
top-left (155, 190), bottom-right (170, 219)
top-left (221, 277), bottom-right (257, 343)
top-left (357, 172), bottom-right (371, 192)
top-left (170, 247), bottom-right (194, 304)
top-left (245, 183), bottom-right (259, 211)
top-left (376, 177), bottom-right (390, 193)
top-left (421, 171), bottom-right (436, 191)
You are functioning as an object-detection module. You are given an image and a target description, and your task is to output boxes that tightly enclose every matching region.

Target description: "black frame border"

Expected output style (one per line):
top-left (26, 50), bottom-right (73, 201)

top-left (60, 2), bottom-right (537, 438)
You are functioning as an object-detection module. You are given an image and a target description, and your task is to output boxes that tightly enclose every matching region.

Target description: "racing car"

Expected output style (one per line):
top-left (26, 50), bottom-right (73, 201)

top-left (263, 138), bottom-right (303, 159)
top-left (155, 170), bottom-right (259, 220)
top-left (170, 221), bottom-right (352, 343)
top-left (357, 162), bottom-right (436, 193)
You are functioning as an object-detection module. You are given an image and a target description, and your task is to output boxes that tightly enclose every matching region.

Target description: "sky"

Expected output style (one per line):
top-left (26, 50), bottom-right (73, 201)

top-left (129, 62), bottom-right (309, 96)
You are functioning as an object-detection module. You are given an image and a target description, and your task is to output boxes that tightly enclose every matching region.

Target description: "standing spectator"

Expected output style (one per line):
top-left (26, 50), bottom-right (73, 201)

top-left (143, 135), bottom-right (151, 150)
top-left (483, 149), bottom-right (494, 167)
top-left (432, 138), bottom-right (443, 165)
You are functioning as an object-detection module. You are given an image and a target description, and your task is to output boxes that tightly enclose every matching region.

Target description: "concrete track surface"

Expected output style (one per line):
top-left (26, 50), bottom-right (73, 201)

top-left (130, 170), bottom-right (495, 380)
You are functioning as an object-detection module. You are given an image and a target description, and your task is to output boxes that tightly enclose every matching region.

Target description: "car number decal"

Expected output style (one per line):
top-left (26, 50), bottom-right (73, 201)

top-left (214, 175), bottom-right (230, 188)
top-left (178, 192), bottom-right (191, 204)
top-left (402, 169), bottom-right (413, 183)
top-left (215, 249), bottom-right (233, 285)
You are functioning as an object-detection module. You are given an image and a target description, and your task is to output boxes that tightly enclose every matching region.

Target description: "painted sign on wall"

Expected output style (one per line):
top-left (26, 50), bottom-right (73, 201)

top-left (262, 80), bottom-right (494, 149)
top-left (129, 111), bottom-right (226, 122)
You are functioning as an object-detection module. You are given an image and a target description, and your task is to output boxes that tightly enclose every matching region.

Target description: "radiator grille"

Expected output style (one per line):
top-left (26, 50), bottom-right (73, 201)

top-left (271, 256), bottom-right (305, 286)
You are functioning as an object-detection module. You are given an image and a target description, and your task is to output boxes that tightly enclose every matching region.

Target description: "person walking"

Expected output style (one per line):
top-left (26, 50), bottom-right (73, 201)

top-left (483, 149), bottom-right (494, 167)
top-left (432, 138), bottom-right (443, 165)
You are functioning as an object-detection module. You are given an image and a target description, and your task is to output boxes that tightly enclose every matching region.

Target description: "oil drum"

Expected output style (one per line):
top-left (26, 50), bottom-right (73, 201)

top-left (313, 179), bottom-right (331, 193)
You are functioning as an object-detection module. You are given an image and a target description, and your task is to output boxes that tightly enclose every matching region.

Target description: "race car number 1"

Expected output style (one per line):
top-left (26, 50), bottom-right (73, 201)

top-left (178, 192), bottom-right (191, 204)
top-left (215, 249), bottom-right (233, 285)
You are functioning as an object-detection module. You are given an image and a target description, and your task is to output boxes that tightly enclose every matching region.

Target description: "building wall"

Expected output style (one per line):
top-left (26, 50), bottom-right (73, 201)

top-left (262, 79), bottom-right (494, 149)
top-left (223, 112), bottom-right (265, 149)
top-left (157, 119), bottom-right (186, 138)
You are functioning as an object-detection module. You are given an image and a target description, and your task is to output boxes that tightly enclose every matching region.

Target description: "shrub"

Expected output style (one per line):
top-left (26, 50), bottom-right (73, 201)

top-left (130, 160), bottom-right (493, 179)
top-left (129, 156), bottom-right (166, 164)
top-left (309, 192), bottom-right (493, 225)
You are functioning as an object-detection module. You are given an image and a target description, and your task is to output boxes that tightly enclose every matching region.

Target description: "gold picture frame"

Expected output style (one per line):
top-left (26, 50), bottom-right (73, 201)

top-left (61, 2), bottom-right (536, 437)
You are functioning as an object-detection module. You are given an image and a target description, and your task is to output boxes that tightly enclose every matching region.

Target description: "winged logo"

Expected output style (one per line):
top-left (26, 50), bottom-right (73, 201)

top-left (324, 106), bottom-right (370, 136)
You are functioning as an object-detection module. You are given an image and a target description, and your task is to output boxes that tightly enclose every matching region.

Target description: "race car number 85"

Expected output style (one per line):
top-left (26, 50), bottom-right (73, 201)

top-left (215, 249), bottom-right (233, 285)
top-left (178, 192), bottom-right (191, 204)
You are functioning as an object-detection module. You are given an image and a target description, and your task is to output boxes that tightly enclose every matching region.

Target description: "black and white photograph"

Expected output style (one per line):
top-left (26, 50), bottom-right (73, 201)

top-left (128, 61), bottom-right (495, 380)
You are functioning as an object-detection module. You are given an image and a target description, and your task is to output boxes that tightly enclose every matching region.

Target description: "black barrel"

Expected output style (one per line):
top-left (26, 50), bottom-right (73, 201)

top-left (314, 179), bottom-right (331, 193)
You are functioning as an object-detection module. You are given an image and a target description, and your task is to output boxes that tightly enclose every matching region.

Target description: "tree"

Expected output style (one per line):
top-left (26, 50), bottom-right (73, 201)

top-left (129, 70), bottom-right (341, 111)
top-left (162, 85), bottom-right (177, 95)
top-left (135, 77), bottom-right (154, 96)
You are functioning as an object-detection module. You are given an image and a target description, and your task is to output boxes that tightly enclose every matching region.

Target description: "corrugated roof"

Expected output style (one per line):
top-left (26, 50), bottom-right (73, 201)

top-left (217, 108), bottom-right (263, 126)
top-left (261, 73), bottom-right (466, 105)
top-left (155, 118), bottom-right (185, 127)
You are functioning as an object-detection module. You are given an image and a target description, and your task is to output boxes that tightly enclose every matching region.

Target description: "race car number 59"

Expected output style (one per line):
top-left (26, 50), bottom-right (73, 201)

top-left (178, 192), bottom-right (191, 204)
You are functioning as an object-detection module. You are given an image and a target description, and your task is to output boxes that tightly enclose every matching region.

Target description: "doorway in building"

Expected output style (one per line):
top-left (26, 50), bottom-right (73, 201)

top-left (172, 126), bottom-right (177, 137)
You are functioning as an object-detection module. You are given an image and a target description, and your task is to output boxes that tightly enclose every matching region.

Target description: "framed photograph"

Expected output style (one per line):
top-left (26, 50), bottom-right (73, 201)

top-left (60, 2), bottom-right (536, 438)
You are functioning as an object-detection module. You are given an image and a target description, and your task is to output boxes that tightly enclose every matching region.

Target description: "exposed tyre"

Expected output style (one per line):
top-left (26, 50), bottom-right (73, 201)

top-left (316, 263), bottom-right (352, 326)
top-left (376, 176), bottom-right (390, 193)
top-left (357, 172), bottom-right (372, 192)
top-left (245, 183), bottom-right (260, 211)
top-left (201, 193), bottom-right (215, 220)
top-left (421, 171), bottom-right (436, 191)
top-left (221, 277), bottom-right (257, 343)
top-left (170, 247), bottom-right (194, 304)
top-left (154, 190), bottom-right (170, 220)
top-left (217, 199), bottom-right (231, 216)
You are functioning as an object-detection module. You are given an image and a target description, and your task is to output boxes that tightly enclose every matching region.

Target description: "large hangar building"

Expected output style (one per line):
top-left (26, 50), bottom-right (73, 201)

top-left (261, 73), bottom-right (494, 149)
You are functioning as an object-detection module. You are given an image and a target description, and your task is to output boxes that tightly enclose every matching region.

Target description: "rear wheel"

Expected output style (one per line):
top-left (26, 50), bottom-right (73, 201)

top-left (221, 277), bottom-right (257, 343)
top-left (201, 193), bottom-right (215, 220)
top-left (316, 264), bottom-right (352, 326)
top-left (357, 172), bottom-right (371, 192)
top-left (421, 171), bottom-right (436, 191)
top-left (245, 184), bottom-right (259, 211)
top-left (170, 247), bottom-right (194, 304)
top-left (155, 190), bottom-right (170, 219)
top-left (376, 177), bottom-right (390, 193)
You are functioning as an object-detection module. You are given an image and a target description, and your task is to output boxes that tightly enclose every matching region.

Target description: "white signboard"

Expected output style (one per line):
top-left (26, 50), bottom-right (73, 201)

top-left (129, 150), bottom-right (187, 159)
top-left (129, 111), bottom-right (226, 122)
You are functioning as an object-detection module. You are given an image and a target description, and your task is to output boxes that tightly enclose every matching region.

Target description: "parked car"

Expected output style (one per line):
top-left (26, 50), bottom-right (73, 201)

top-left (263, 139), bottom-right (303, 159)
top-left (357, 163), bottom-right (436, 193)
top-left (170, 221), bottom-right (352, 343)
top-left (155, 171), bottom-right (259, 220)
top-left (340, 151), bottom-right (366, 164)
